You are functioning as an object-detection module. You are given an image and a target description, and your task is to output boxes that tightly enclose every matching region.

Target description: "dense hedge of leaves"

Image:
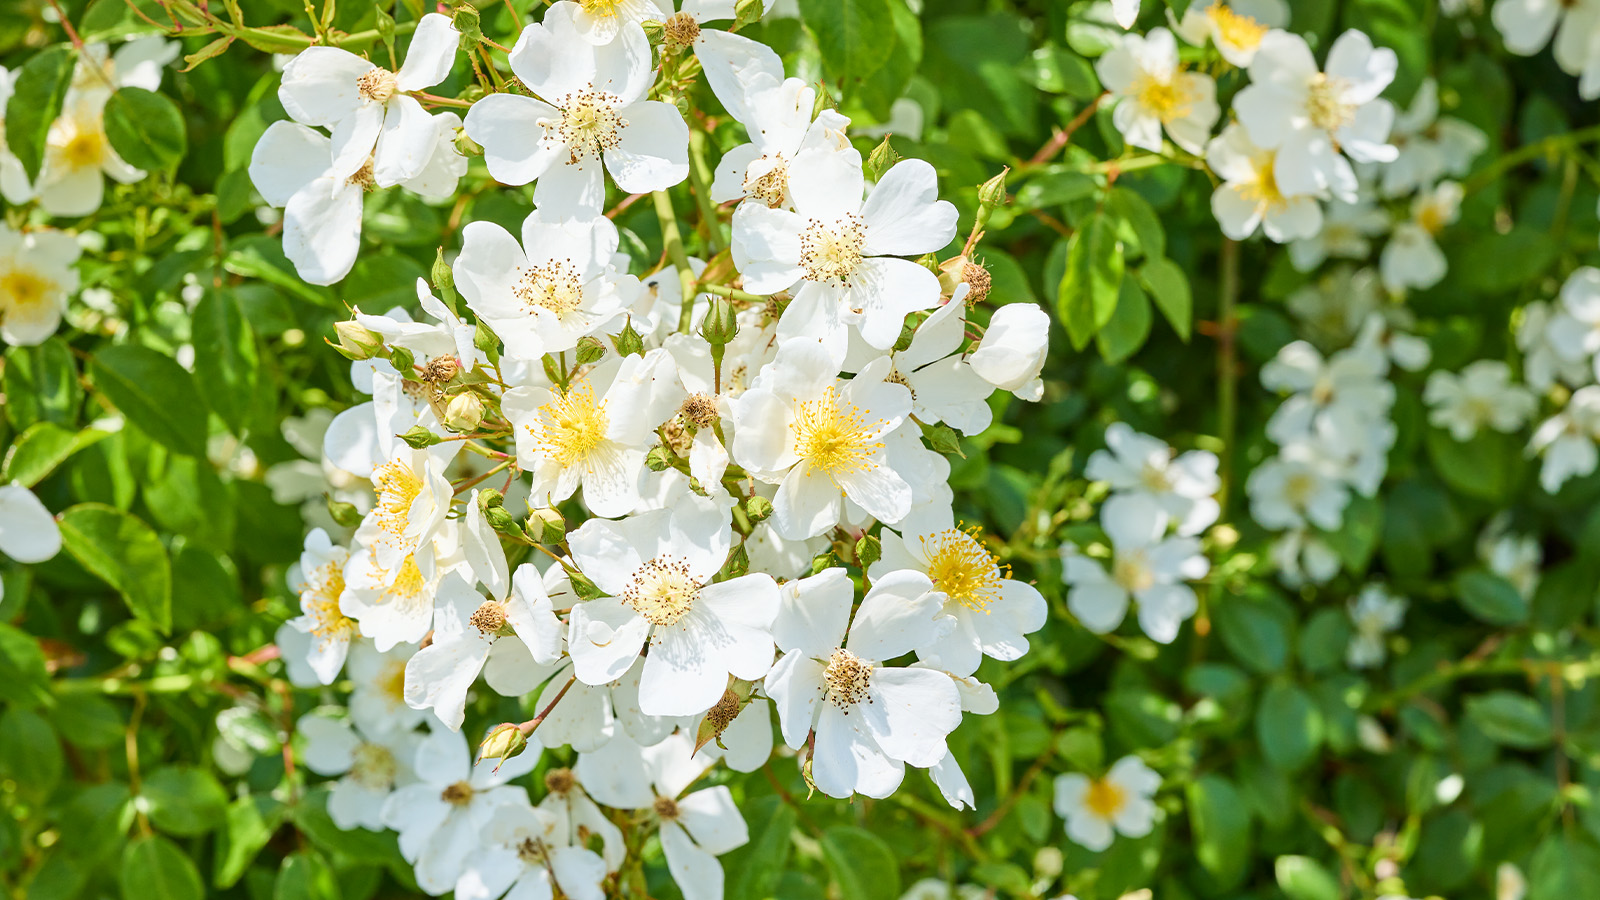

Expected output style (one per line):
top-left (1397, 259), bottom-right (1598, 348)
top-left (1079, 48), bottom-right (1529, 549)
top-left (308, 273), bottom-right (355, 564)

top-left (3, 1), bottom-right (1600, 900)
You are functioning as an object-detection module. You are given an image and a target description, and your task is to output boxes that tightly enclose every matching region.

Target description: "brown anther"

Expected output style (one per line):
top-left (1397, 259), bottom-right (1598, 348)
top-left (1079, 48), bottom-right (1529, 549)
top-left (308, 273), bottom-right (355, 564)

top-left (680, 393), bottom-right (719, 429)
top-left (468, 601), bottom-right (508, 635)
top-left (421, 356), bottom-right (460, 383)
top-left (544, 767), bottom-right (576, 794)
top-left (962, 261), bottom-right (992, 304)
top-left (653, 795), bottom-right (681, 821)
top-left (663, 11), bottom-right (701, 47)
top-left (441, 780), bottom-right (475, 805)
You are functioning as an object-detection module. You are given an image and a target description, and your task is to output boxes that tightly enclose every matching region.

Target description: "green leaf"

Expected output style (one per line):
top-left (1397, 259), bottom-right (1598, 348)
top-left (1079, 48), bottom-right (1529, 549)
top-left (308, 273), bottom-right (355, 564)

top-left (1139, 256), bottom-right (1191, 341)
top-left (1319, 493), bottom-right (1382, 574)
top-left (1187, 774), bottom-right (1253, 892)
top-left (52, 694), bottom-right (126, 750)
top-left (141, 765), bottom-right (229, 836)
top-left (1057, 212), bottom-right (1124, 350)
top-left (1, 422), bottom-right (110, 487)
top-left (1465, 691), bottom-right (1552, 749)
top-left (1454, 568), bottom-right (1529, 626)
top-left (1529, 832), bottom-right (1600, 900)
top-left (274, 851), bottom-right (341, 900)
top-left (4, 47), bottom-right (75, 183)
top-left (1013, 168), bottom-right (1097, 211)
top-left (90, 345), bottom-right (208, 458)
top-left (1275, 855), bottom-right (1341, 900)
top-left (1297, 608), bottom-right (1353, 675)
top-left (1426, 429), bottom-right (1523, 502)
top-left (58, 503), bottom-right (173, 632)
top-left (1215, 594), bottom-right (1292, 674)
top-left (1095, 276), bottom-right (1152, 363)
top-left (0, 623), bottom-right (51, 709)
top-left (725, 796), bottom-right (797, 900)
top-left (102, 87), bottom-right (187, 171)
top-left (4, 338), bottom-right (81, 429)
top-left (1106, 186), bottom-right (1164, 260)
top-left (1257, 682), bottom-right (1324, 771)
top-left (799, 0), bottom-right (897, 101)
top-left (192, 288), bottom-right (261, 437)
top-left (120, 836), bottom-right (203, 900)
top-left (293, 789), bottom-right (405, 865)
top-left (821, 826), bottom-right (901, 900)
top-left (216, 795), bottom-right (287, 888)
top-left (0, 708), bottom-right (64, 801)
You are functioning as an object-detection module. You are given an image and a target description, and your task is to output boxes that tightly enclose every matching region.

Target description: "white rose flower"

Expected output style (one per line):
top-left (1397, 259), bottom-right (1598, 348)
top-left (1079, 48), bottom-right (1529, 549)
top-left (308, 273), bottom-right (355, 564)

top-left (278, 528), bottom-right (356, 685)
top-left (1380, 180), bottom-right (1461, 293)
top-left (711, 75), bottom-right (855, 208)
top-left (969, 302), bottom-right (1052, 401)
top-left (1424, 359), bottom-right (1537, 441)
top-left (1052, 756), bottom-right (1161, 851)
top-left (1346, 583), bottom-right (1406, 668)
top-left (454, 801), bottom-right (607, 900)
top-left (297, 710), bottom-right (422, 831)
top-left (1204, 122), bottom-right (1323, 242)
top-left (1529, 386), bottom-right (1600, 492)
top-left (0, 224), bottom-right (81, 346)
top-left (1085, 423), bottom-right (1221, 536)
top-left (1492, 0), bottom-right (1600, 98)
top-left (1062, 494), bottom-right (1208, 643)
top-left (1246, 443), bottom-right (1352, 531)
top-left (1096, 27), bottom-right (1220, 155)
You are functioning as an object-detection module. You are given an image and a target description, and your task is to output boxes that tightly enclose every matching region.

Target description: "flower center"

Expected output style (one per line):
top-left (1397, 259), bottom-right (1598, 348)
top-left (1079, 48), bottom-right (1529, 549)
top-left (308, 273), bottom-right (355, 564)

top-left (622, 555), bottom-right (700, 626)
top-left (544, 767), bottom-right (576, 794)
top-left (1138, 460), bottom-right (1174, 493)
top-left (791, 386), bottom-right (885, 480)
top-left (357, 67), bottom-right (398, 103)
top-left (542, 90), bottom-right (626, 165)
top-left (1417, 201), bottom-right (1449, 235)
top-left (469, 600), bottom-right (509, 635)
top-left (378, 658), bottom-right (407, 703)
top-left (799, 214), bottom-right (866, 284)
top-left (514, 260), bottom-right (585, 318)
top-left (304, 565), bottom-right (354, 644)
top-left (1085, 776), bottom-right (1128, 818)
top-left (516, 837), bottom-right (548, 865)
top-left (663, 11), bottom-right (701, 47)
top-left (653, 795), bottom-right (681, 820)
top-left (0, 269), bottom-right (53, 311)
top-left (1206, 4), bottom-right (1267, 50)
top-left (351, 743), bottom-right (398, 789)
top-left (822, 648), bottom-right (873, 712)
top-left (1240, 151), bottom-right (1286, 208)
top-left (579, 0), bottom-right (623, 15)
top-left (526, 381), bottom-right (609, 466)
top-left (441, 781), bottom-right (475, 806)
top-left (60, 129), bottom-right (106, 169)
top-left (921, 527), bottom-right (1007, 613)
top-left (345, 159), bottom-right (377, 189)
top-left (373, 460), bottom-right (424, 537)
top-left (1112, 551), bottom-right (1155, 593)
top-left (1283, 471), bottom-right (1320, 507)
top-left (1132, 73), bottom-right (1196, 123)
top-left (1306, 73), bottom-right (1357, 131)
top-left (744, 156), bottom-right (789, 208)
top-left (681, 393), bottom-right (718, 429)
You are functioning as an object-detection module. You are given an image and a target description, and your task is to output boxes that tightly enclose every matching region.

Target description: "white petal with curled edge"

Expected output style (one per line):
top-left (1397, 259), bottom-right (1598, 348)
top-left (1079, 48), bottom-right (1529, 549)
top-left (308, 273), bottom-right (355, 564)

top-left (0, 484), bottom-right (61, 563)
top-left (395, 13), bottom-right (461, 91)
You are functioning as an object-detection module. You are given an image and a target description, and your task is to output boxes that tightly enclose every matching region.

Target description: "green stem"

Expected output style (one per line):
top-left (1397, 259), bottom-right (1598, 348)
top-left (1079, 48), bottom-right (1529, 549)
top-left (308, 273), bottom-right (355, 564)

top-left (1463, 123), bottom-right (1600, 194)
top-left (654, 190), bottom-right (699, 334)
top-left (700, 282), bottom-right (767, 304)
top-left (1216, 237), bottom-right (1239, 519)
top-left (686, 128), bottom-right (725, 253)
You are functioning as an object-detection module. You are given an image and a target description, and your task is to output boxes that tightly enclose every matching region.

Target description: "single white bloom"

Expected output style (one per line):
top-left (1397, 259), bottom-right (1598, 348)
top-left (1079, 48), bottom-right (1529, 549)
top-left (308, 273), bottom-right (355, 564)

top-left (1270, 528), bottom-right (1342, 587)
top-left (729, 338), bottom-right (913, 539)
top-left (347, 641), bottom-right (427, 736)
top-left (1096, 28), bottom-right (1219, 155)
top-left (454, 801), bottom-right (607, 900)
top-left (0, 224), bottom-right (81, 347)
top-left (381, 727), bottom-right (539, 895)
top-left (1545, 266), bottom-right (1600, 366)
top-left (1479, 524), bottom-right (1542, 599)
top-left (33, 96), bottom-right (144, 217)
top-left (247, 121), bottom-right (368, 285)
top-left (1492, 0), bottom-right (1600, 98)
top-left (66, 36), bottom-right (180, 104)
top-left (1205, 122), bottom-right (1322, 242)
top-left (1424, 359), bottom-right (1536, 441)
top-left (464, 3), bottom-right (687, 214)
top-left (1288, 197), bottom-right (1388, 271)
top-left (280, 529), bottom-right (356, 685)
top-left (453, 211), bottom-right (638, 361)
top-left (1234, 29), bottom-right (1398, 202)
top-left (297, 710), bottom-right (421, 831)
top-left (731, 151), bottom-right (958, 353)
top-left (1052, 756), bottom-right (1161, 851)
top-left (278, 13), bottom-right (460, 183)
top-left (1062, 494), bottom-right (1208, 643)
top-left (655, 0), bottom-right (786, 125)
top-left (561, 0), bottom-right (667, 45)
top-left (340, 541), bottom-right (454, 653)
top-left (1261, 338), bottom-right (1393, 457)
top-left (0, 483), bottom-right (62, 563)
top-left (575, 731), bottom-right (748, 900)
top-left (1518, 300), bottom-right (1592, 391)
top-left (1085, 423), bottom-right (1221, 535)
top-left (711, 75), bottom-right (854, 208)
top-left (1380, 181), bottom-right (1461, 293)
top-left (969, 302), bottom-right (1052, 401)
top-left (871, 507), bottom-right (1047, 676)
top-left (1172, 0), bottom-right (1287, 67)
top-left (765, 568), bottom-right (962, 799)
top-left (1346, 583), bottom-right (1406, 668)
top-left (539, 767), bottom-right (627, 873)
top-left (1528, 386), bottom-right (1600, 492)
top-left (841, 285), bottom-right (994, 434)
top-left (566, 492), bottom-right (778, 715)
top-left (353, 446), bottom-right (453, 574)
top-left (1246, 444), bottom-right (1352, 531)
top-left (1379, 78), bottom-right (1487, 197)
top-left (502, 349), bottom-right (685, 517)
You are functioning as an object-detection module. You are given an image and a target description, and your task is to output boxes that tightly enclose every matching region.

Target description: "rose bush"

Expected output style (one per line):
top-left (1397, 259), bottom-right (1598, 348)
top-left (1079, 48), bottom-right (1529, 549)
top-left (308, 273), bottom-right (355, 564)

top-left (2, 1), bottom-right (1598, 899)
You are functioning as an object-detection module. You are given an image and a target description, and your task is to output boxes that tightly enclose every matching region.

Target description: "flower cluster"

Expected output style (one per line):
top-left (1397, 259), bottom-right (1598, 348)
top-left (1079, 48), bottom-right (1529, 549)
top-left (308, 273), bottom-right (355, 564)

top-left (254, 1), bottom-right (1052, 895)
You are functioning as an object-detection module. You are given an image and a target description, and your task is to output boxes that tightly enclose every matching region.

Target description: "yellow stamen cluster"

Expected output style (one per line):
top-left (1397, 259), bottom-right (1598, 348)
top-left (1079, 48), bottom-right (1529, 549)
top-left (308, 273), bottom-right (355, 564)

top-left (653, 795), bottom-right (681, 820)
top-left (515, 260), bottom-right (585, 318)
top-left (544, 90), bottom-right (626, 165)
top-left (350, 743), bottom-right (398, 789)
top-left (822, 648), bottom-right (874, 712)
top-left (745, 156), bottom-right (789, 207)
top-left (622, 555), bottom-right (700, 626)
top-left (526, 381), bottom-right (610, 466)
top-left (791, 387), bottom-right (885, 481)
top-left (304, 560), bottom-right (353, 645)
top-left (373, 460), bottom-right (424, 537)
top-left (1132, 73), bottom-right (1198, 123)
top-left (1207, 4), bottom-right (1268, 51)
top-left (921, 526), bottom-right (1008, 614)
top-left (357, 67), bottom-right (398, 103)
top-left (0, 268), bottom-right (53, 312)
top-left (681, 393), bottom-right (719, 429)
top-left (1240, 151), bottom-right (1286, 210)
top-left (1084, 776), bottom-right (1128, 818)
top-left (346, 159), bottom-right (377, 190)
top-left (441, 781), bottom-right (475, 806)
top-left (469, 600), bottom-right (509, 635)
top-left (1112, 551), bottom-right (1155, 593)
top-left (1306, 73), bottom-right (1357, 132)
top-left (799, 214), bottom-right (866, 284)
top-left (663, 11), bottom-right (702, 47)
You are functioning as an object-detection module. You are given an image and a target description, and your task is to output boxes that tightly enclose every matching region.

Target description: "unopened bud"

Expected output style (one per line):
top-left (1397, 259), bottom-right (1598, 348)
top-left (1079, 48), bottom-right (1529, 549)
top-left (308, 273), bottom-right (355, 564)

top-left (432, 247), bottom-right (456, 299)
top-left (400, 425), bottom-right (442, 448)
top-left (444, 393), bottom-right (484, 433)
top-left (333, 320), bottom-right (383, 360)
top-left (700, 296), bottom-right (738, 346)
top-left (476, 723), bottom-right (528, 771)
top-left (453, 128), bottom-right (483, 158)
top-left (389, 346), bottom-right (417, 376)
top-left (855, 533), bottom-right (881, 567)
top-left (866, 136), bottom-right (899, 181)
top-left (575, 336), bottom-right (606, 365)
top-left (452, 5), bottom-right (482, 45)
top-left (327, 496), bottom-right (363, 528)
top-left (733, 0), bottom-right (764, 28)
top-left (810, 549), bottom-right (840, 576)
top-left (745, 494), bottom-right (773, 523)
top-left (612, 318), bottom-right (645, 357)
top-left (978, 167), bottom-right (1009, 208)
top-left (473, 318), bottom-right (501, 364)
top-left (526, 507), bottom-right (565, 544)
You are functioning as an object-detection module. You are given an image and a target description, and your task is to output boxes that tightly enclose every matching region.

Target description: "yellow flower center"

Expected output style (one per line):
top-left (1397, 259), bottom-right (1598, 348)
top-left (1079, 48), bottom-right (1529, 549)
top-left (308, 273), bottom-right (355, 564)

top-left (791, 386), bottom-right (885, 481)
top-left (822, 648), bottom-right (873, 711)
top-left (60, 128), bottom-right (106, 170)
top-left (0, 268), bottom-right (54, 311)
top-left (622, 555), bottom-right (700, 626)
top-left (1206, 4), bottom-right (1267, 51)
top-left (921, 526), bottom-right (1007, 614)
top-left (372, 460), bottom-right (424, 538)
top-left (351, 743), bottom-right (398, 789)
top-left (579, 0), bottom-right (623, 15)
top-left (1306, 73), bottom-right (1357, 132)
top-left (1139, 460), bottom-right (1174, 494)
top-left (378, 658), bottom-right (407, 703)
top-left (1283, 471), bottom-right (1320, 507)
top-left (1085, 776), bottom-right (1128, 818)
top-left (441, 781), bottom-right (475, 806)
top-left (1417, 201), bottom-right (1449, 235)
top-left (1112, 551), bottom-right (1155, 593)
top-left (515, 260), bottom-right (585, 318)
top-left (1240, 151), bottom-right (1287, 209)
top-left (744, 156), bottom-right (789, 207)
top-left (525, 380), bottom-right (609, 466)
top-left (356, 67), bottom-right (398, 103)
top-left (303, 559), bottom-right (351, 645)
top-left (543, 90), bottom-right (626, 165)
top-left (799, 214), bottom-right (866, 284)
top-left (1132, 72), bottom-right (1196, 123)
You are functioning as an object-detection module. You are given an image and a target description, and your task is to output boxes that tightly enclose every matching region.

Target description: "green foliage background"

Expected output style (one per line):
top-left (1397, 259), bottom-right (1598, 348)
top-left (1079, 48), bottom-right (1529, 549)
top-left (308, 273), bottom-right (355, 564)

top-left (2, 0), bottom-right (1599, 899)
